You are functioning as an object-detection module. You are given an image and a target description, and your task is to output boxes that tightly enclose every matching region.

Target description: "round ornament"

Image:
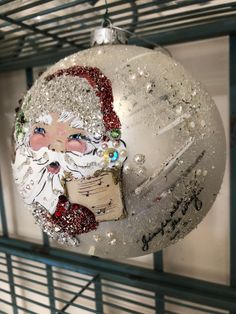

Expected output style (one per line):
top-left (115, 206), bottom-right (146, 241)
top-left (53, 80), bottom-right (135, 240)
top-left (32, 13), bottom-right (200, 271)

top-left (12, 43), bottom-right (226, 258)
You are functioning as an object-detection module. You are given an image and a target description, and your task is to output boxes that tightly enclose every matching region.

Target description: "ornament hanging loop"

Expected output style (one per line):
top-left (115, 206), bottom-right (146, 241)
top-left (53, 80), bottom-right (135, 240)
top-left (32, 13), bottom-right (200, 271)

top-left (91, 0), bottom-right (127, 46)
top-left (90, 20), bottom-right (128, 47)
top-left (101, 16), bottom-right (112, 28)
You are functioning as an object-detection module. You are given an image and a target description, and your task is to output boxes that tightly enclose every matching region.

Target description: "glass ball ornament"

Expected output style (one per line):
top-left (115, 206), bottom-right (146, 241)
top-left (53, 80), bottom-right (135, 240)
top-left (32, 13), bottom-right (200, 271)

top-left (12, 43), bottom-right (226, 258)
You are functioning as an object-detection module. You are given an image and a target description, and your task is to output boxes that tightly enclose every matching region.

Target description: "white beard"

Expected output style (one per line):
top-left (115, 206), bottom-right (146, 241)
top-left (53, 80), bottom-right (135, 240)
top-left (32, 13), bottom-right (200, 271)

top-left (13, 136), bottom-right (126, 215)
top-left (12, 145), bottom-right (104, 214)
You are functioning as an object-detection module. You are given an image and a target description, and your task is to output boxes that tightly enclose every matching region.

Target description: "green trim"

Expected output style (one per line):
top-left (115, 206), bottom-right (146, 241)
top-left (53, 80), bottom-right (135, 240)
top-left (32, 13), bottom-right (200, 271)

top-left (0, 237), bottom-right (236, 311)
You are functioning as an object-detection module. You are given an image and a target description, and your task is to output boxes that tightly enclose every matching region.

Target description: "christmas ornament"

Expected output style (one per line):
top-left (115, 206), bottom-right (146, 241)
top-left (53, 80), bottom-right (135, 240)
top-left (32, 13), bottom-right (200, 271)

top-left (12, 27), bottom-right (226, 258)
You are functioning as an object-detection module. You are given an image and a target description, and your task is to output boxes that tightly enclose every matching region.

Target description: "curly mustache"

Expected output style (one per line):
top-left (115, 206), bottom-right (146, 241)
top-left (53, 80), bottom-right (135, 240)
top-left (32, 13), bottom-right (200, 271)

top-left (28, 145), bottom-right (101, 178)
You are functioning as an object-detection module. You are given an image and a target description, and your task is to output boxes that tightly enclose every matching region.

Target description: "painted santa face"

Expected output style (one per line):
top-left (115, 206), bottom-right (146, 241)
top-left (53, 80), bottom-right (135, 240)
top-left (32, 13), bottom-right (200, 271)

top-left (13, 111), bottom-right (126, 214)
top-left (13, 66), bottom-right (127, 246)
top-left (29, 112), bottom-right (94, 175)
top-left (30, 113), bottom-right (89, 154)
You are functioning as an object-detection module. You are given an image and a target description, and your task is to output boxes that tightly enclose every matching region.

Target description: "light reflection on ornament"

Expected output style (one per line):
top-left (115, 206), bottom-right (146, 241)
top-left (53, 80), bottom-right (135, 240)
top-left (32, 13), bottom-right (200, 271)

top-left (112, 140), bottom-right (120, 148)
top-left (93, 234), bottom-right (101, 242)
top-left (107, 232), bottom-right (113, 238)
top-left (120, 149), bottom-right (127, 158)
top-left (134, 154), bottom-right (146, 165)
top-left (109, 238), bottom-right (117, 245)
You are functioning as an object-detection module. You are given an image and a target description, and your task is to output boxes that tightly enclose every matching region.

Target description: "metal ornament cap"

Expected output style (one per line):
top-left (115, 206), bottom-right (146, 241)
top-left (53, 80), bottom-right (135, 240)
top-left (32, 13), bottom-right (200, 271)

top-left (91, 26), bottom-right (128, 46)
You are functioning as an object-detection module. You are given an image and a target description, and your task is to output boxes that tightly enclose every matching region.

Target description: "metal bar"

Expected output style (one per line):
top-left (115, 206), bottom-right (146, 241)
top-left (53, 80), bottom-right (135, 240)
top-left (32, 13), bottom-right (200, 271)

top-left (0, 272), bottom-right (96, 296)
top-left (128, 15), bottom-right (236, 46)
top-left (101, 281), bottom-right (155, 299)
top-left (54, 281), bottom-right (155, 310)
top-left (0, 0), bottom-right (94, 28)
top-left (98, 290), bottom-right (156, 310)
top-left (0, 275), bottom-right (103, 311)
top-left (47, 0), bottom-right (236, 36)
top-left (0, 0), bottom-right (126, 30)
top-left (0, 0), bottom-right (152, 46)
top-left (230, 34), bottom-right (236, 314)
top-left (41, 1), bottom-right (235, 42)
top-left (58, 274), bottom-right (98, 313)
top-left (94, 274), bottom-right (103, 314)
top-left (0, 0), bottom-right (233, 51)
top-left (0, 248), bottom-right (229, 314)
top-left (0, 43), bottom-right (59, 61)
top-left (9, 272), bottom-right (52, 287)
top-left (128, 0), bottom-right (138, 34)
top-left (42, 233), bottom-right (56, 314)
top-left (54, 283), bottom-right (96, 295)
top-left (26, 67), bottom-right (33, 89)
top-left (6, 254), bottom-right (17, 314)
top-left (101, 300), bottom-right (144, 314)
top-left (0, 46), bottom-right (79, 71)
top-left (131, 11), bottom-right (236, 39)
top-left (0, 6), bottom-right (235, 67)
top-left (34, 38), bottom-right (55, 311)
top-left (13, 35), bottom-right (26, 58)
top-left (8, 263), bottom-right (47, 278)
top-left (0, 0), bottom-right (203, 42)
top-left (53, 269), bottom-right (93, 282)
top-left (0, 285), bottom-right (96, 313)
top-left (2, 8), bottom-right (235, 72)
top-left (165, 297), bottom-right (226, 314)
top-left (0, 298), bottom-right (37, 314)
top-left (0, 0), bottom-right (17, 5)
top-left (0, 276), bottom-right (49, 297)
top-left (0, 237), bottom-right (236, 311)
top-left (53, 276), bottom-right (95, 290)
top-left (0, 14), bottom-right (80, 49)
top-left (32, 0), bottom-right (208, 29)
top-left (0, 169), bottom-right (17, 314)
top-left (1, 0), bottom-right (54, 16)
top-left (0, 287), bottom-right (62, 313)
top-left (11, 258), bottom-right (46, 270)
top-left (154, 251), bottom-right (165, 314)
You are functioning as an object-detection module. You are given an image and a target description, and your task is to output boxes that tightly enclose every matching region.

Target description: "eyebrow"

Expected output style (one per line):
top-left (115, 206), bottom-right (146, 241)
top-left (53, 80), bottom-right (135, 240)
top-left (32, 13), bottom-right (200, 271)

top-left (58, 111), bottom-right (74, 123)
top-left (35, 114), bottom-right (53, 125)
top-left (69, 118), bottom-right (84, 129)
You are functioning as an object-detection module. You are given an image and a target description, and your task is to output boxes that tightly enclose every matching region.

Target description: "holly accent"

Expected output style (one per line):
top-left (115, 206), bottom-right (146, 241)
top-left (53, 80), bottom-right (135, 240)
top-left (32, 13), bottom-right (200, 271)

top-left (15, 108), bottom-right (27, 140)
top-left (109, 129), bottom-right (121, 139)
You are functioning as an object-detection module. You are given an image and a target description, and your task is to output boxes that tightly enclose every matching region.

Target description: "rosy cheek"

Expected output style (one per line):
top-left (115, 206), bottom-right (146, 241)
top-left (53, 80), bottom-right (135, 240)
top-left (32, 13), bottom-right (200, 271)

top-left (66, 140), bottom-right (87, 153)
top-left (30, 134), bottom-right (49, 151)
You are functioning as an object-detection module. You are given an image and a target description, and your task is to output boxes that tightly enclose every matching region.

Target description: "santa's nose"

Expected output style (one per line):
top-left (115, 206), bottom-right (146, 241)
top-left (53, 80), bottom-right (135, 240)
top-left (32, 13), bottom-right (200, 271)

top-left (49, 139), bottom-right (65, 152)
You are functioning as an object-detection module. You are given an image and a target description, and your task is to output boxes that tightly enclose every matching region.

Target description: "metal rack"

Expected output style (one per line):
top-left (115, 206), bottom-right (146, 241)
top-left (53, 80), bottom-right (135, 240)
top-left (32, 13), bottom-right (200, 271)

top-left (0, 1), bottom-right (236, 313)
top-left (0, 0), bottom-right (236, 71)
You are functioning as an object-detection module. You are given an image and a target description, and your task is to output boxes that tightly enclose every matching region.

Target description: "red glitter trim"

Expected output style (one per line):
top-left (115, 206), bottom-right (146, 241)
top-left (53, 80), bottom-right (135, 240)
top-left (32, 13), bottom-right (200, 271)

top-left (45, 66), bottom-right (121, 131)
top-left (52, 195), bottom-right (98, 236)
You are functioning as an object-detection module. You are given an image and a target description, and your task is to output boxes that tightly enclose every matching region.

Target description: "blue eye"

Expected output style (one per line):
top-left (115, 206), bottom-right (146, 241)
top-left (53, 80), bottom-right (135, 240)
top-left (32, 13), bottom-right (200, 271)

top-left (34, 127), bottom-right (46, 135)
top-left (68, 133), bottom-right (91, 142)
top-left (69, 134), bottom-right (82, 140)
top-left (68, 133), bottom-right (87, 141)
